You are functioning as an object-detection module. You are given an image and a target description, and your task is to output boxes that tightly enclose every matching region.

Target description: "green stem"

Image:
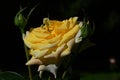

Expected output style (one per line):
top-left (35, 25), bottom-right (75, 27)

top-left (20, 28), bottom-right (32, 80)
top-left (24, 44), bottom-right (32, 80)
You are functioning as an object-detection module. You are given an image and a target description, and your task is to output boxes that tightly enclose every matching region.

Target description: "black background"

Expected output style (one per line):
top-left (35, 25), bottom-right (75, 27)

top-left (0, 0), bottom-right (120, 73)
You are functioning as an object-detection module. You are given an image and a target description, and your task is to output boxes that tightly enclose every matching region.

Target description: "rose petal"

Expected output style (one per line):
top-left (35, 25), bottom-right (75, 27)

top-left (61, 38), bottom-right (75, 57)
top-left (38, 40), bottom-right (60, 50)
top-left (23, 38), bottom-right (60, 49)
top-left (23, 39), bottom-right (32, 48)
top-left (53, 20), bottom-right (68, 34)
top-left (69, 17), bottom-right (78, 29)
top-left (23, 31), bottom-right (29, 39)
top-left (75, 30), bottom-right (82, 43)
top-left (75, 22), bottom-right (83, 43)
top-left (79, 21), bottom-right (83, 28)
top-left (31, 49), bottom-right (49, 58)
top-left (67, 38), bottom-right (75, 49)
top-left (60, 48), bottom-right (71, 57)
top-left (26, 57), bottom-right (42, 65)
top-left (32, 27), bottom-right (50, 38)
top-left (38, 64), bottom-right (58, 78)
top-left (41, 34), bottom-right (61, 43)
top-left (58, 24), bottom-right (79, 46)
top-left (44, 44), bottom-right (66, 58)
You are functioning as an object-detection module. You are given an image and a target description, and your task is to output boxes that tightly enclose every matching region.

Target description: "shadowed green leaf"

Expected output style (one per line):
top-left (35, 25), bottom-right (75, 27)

top-left (80, 73), bottom-right (120, 80)
top-left (0, 71), bottom-right (25, 80)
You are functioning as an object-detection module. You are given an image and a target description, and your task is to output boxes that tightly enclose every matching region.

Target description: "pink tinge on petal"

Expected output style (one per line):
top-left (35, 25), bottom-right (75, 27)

top-left (26, 57), bottom-right (42, 65)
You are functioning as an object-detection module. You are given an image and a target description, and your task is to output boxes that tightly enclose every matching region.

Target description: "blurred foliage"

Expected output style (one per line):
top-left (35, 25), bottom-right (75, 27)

top-left (1, 71), bottom-right (120, 80)
top-left (0, 71), bottom-right (25, 80)
top-left (80, 73), bottom-right (120, 80)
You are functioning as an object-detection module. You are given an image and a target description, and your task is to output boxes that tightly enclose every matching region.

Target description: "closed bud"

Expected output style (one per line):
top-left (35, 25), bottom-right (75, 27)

top-left (14, 13), bottom-right (27, 29)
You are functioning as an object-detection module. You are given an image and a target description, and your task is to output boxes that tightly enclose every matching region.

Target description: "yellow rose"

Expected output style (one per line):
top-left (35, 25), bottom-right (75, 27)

top-left (23, 17), bottom-right (82, 65)
top-left (23, 17), bottom-right (83, 78)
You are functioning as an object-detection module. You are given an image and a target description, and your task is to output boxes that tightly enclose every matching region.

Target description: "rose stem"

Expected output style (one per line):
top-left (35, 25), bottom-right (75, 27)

top-left (20, 29), bottom-right (33, 80)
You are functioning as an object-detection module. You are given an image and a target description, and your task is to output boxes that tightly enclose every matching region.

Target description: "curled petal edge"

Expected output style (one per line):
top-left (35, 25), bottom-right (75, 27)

top-left (38, 64), bottom-right (58, 78)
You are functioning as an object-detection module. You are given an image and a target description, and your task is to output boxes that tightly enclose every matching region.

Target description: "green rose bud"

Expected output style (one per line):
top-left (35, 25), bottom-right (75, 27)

top-left (14, 13), bottom-right (27, 28)
top-left (14, 8), bottom-right (27, 29)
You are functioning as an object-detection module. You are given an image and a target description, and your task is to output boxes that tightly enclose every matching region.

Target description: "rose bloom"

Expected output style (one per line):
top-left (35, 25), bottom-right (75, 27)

top-left (23, 17), bottom-right (83, 78)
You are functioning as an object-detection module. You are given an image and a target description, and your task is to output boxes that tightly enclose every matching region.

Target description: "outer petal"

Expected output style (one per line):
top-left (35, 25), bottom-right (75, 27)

top-left (61, 38), bottom-right (75, 57)
top-left (38, 64), bottom-right (58, 78)
top-left (44, 44), bottom-right (66, 58)
top-left (69, 17), bottom-right (78, 29)
top-left (58, 25), bottom-right (79, 46)
top-left (23, 39), bottom-right (60, 49)
top-left (75, 22), bottom-right (83, 43)
top-left (75, 30), bottom-right (82, 43)
top-left (26, 57), bottom-right (42, 65)
top-left (79, 21), bottom-right (83, 28)
top-left (22, 31), bottom-right (29, 40)
top-left (31, 49), bottom-right (49, 58)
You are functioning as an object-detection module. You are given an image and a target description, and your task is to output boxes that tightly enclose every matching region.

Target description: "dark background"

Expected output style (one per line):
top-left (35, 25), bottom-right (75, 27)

top-left (0, 0), bottom-right (120, 73)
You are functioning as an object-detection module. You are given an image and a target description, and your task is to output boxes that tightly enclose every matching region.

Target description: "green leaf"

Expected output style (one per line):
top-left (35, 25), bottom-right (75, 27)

top-left (0, 71), bottom-right (25, 80)
top-left (80, 73), bottom-right (120, 80)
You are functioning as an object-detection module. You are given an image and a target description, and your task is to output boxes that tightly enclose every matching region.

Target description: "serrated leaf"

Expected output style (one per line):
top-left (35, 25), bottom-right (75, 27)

top-left (0, 71), bottom-right (25, 80)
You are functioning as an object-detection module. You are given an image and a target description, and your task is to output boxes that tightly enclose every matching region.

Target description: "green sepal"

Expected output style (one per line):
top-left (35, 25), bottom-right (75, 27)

top-left (81, 18), bottom-right (95, 38)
